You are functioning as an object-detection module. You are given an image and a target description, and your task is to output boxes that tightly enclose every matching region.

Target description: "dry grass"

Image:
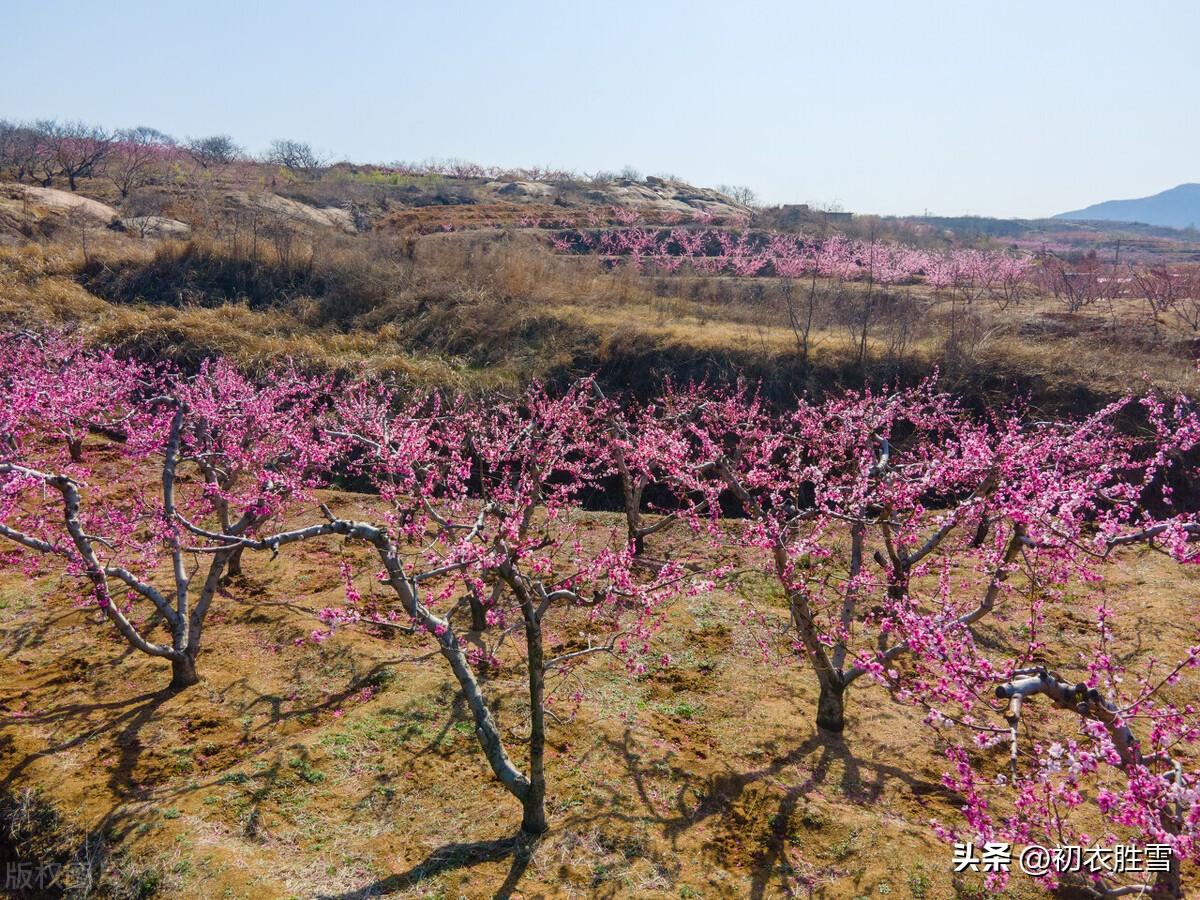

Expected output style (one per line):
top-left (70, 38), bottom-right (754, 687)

top-left (3, 222), bottom-right (1196, 411)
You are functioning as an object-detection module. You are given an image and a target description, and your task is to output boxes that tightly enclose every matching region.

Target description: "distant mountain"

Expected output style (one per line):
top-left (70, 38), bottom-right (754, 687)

top-left (1055, 183), bottom-right (1200, 230)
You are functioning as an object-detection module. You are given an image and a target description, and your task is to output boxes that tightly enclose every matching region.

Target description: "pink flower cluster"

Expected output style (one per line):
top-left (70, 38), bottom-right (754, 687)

top-left (550, 225), bottom-right (1032, 297)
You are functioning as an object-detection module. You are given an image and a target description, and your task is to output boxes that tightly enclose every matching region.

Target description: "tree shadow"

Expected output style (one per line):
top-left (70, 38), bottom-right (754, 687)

top-left (0, 606), bottom-right (102, 660)
top-left (315, 832), bottom-right (536, 899)
top-left (0, 689), bottom-right (169, 795)
top-left (599, 723), bottom-right (960, 899)
top-left (225, 656), bottom-right (411, 732)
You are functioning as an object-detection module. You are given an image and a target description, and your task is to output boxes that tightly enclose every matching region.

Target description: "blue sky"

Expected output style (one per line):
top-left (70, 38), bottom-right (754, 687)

top-left (2, 0), bottom-right (1196, 218)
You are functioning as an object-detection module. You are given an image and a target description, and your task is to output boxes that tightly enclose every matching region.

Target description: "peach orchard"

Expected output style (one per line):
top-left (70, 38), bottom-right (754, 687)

top-left (1, 331), bottom-right (1198, 896)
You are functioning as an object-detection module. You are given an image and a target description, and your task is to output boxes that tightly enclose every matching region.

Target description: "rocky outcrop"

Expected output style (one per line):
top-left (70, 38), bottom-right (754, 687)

top-left (479, 178), bottom-right (749, 220)
top-left (2, 184), bottom-right (119, 224)
top-left (488, 181), bottom-right (558, 200)
top-left (223, 191), bottom-right (356, 232)
top-left (112, 216), bottom-right (192, 239)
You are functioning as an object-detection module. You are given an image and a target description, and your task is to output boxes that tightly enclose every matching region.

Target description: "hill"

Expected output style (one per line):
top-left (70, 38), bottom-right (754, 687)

top-left (1055, 182), bottom-right (1200, 230)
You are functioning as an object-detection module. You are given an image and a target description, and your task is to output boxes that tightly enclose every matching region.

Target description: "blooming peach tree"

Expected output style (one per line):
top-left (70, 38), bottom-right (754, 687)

top-left (0, 330), bottom-right (145, 462)
top-left (310, 378), bottom-right (703, 834)
top-left (915, 387), bottom-right (1200, 898)
top-left (0, 351), bottom-right (335, 689)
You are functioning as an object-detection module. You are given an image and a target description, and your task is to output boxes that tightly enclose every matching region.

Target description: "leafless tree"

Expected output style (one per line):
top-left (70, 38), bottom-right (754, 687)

top-left (0, 121), bottom-right (41, 183)
top-left (43, 121), bottom-right (114, 191)
top-left (64, 206), bottom-right (95, 266)
top-left (0, 120), bottom-right (25, 180)
top-left (185, 134), bottom-right (242, 170)
top-left (781, 269), bottom-right (822, 371)
top-left (108, 126), bottom-right (174, 198)
top-left (265, 138), bottom-right (325, 177)
top-left (718, 184), bottom-right (759, 208)
top-left (1174, 270), bottom-right (1200, 332)
top-left (0, 120), bottom-right (61, 185)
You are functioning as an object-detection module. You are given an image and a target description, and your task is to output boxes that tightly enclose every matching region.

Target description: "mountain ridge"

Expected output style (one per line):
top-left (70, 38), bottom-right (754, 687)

top-left (1055, 182), bottom-right (1200, 230)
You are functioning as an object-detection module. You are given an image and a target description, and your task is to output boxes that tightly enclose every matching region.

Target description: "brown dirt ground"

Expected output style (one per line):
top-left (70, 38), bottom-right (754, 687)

top-left (0, 439), bottom-right (1198, 899)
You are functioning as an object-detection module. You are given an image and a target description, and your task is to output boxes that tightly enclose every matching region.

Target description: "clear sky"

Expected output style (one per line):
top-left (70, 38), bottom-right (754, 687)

top-left (2, 0), bottom-right (1196, 219)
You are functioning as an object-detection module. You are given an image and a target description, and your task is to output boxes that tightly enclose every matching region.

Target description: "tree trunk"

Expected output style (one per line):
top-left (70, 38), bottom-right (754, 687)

top-left (521, 780), bottom-right (547, 835)
top-left (169, 653), bottom-right (199, 691)
top-left (522, 604), bottom-right (548, 835)
top-left (469, 593), bottom-right (488, 632)
top-left (1152, 807), bottom-right (1183, 898)
top-left (1153, 863), bottom-right (1181, 899)
top-left (225, 544), bottom-right (245, 579)
top-left (816, 676), bottom-right (846, 733)
top-left (67, 437), bottom-right (83, 463)
top-left (621, 466), bottom-right (643, 557)
top-left (802, 273), bottom-right (818, 373)
top-left (969, 515), bottom-right (990, 548)
top-left (378, 540), bottom-right (534, 828)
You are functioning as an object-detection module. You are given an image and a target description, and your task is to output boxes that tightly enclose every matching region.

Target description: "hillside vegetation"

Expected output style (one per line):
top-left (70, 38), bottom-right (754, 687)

top-left (0, 144), bottom-right (1197, 410)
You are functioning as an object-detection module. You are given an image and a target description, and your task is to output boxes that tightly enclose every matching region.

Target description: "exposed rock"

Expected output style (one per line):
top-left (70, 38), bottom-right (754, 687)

top-left (480, 177), bottom-right (748, 220)
top-left (488, 180), bottom-right (558, 200)
top-left (112, 216), bottom-right (192, 239)
top-left (599, 181), bottom-right (748, 219)
top-left (223, 191), bottom-right (355, 232)
top-left (2, 184), bottom-right (119, 224)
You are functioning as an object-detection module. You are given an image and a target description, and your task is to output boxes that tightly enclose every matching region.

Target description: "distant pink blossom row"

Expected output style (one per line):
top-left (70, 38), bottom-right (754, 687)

top-left (549, 226), bottom-right (1032, 294)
